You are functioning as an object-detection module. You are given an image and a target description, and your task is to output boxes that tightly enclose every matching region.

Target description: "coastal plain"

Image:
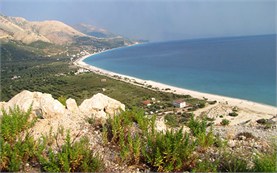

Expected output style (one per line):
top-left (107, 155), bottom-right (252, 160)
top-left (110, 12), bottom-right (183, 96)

top-left (76, 53), bottom-right (277, 126)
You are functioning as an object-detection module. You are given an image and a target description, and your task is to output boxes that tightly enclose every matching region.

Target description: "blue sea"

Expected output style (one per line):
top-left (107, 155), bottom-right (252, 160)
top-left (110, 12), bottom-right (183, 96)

top-left (84, 35), bottom-right (276, 106)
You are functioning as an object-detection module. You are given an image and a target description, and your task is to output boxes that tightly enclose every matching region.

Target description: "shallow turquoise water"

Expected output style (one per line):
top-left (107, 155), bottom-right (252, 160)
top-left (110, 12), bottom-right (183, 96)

top-left (85, 35), bottom-right (276, 106)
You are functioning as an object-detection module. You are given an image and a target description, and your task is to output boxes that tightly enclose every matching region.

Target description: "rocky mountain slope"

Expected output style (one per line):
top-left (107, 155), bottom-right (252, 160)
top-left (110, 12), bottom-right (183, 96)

top-left (0, 14), bottom-right (140, 60)
top-left (73, 23), bottom-right (117, 38)
top-left (0, 14), bottom-right (87, 45)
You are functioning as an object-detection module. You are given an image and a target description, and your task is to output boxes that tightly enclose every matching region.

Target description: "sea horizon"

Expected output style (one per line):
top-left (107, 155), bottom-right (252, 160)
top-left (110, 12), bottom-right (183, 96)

top-left (84, 34), bottom-right (276, 106)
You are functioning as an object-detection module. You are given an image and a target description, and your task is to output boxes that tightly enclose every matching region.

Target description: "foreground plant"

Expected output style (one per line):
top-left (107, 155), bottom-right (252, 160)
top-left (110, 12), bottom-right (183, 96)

top-left (0, 106), bottom-right (103, 172)
top-left (143, 128), bottom-right (196, 172)
top-left (0, 106), bottom-right (38, 171)
top-left (39, 131), bottom-right (103, 172)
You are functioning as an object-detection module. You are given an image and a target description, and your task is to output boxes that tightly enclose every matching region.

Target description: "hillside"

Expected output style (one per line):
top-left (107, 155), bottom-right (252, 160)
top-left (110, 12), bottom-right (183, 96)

top-left (0, 14), bottom-right (87, 45)
top-left (73, 23), bottom-right (117, 38)
top-left (0, 14), bottom-right (139, 61)
top-left (0, 90), bottom-right (276, 172)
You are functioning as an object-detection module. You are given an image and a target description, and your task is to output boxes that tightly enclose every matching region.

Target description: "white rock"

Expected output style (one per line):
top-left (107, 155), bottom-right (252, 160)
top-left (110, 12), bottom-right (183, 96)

top-left (155, 117), bottom-right (167, 133)
top-left (66, 98), bottom-right (79, 114)
top-left (227, 140), bottom-right (236, 148)
top-left (3, 90), bottom-right (66, 119)
top-left (79, 93), bottom-right (125, 118)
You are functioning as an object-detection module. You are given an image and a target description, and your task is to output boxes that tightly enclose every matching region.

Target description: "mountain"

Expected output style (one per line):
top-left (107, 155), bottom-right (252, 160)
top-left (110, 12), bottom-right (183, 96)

top-left (0, 14), bottom-right (87, 45)
top-left (73, 23), bottom-right (117, 38)
top-left (0, 14), bottom-right (142, 60)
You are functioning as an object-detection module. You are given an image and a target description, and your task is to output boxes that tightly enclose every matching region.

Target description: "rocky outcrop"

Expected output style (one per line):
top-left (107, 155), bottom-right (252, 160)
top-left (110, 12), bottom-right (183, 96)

top-left (79, 93), bottom-right (125, 120)
top-left (66, 98), bottom-right (79, 114)
top-left (1, 91), bottom-right (125, 122)
top-left (1, 90), bottom-right (66, 119)
top-left (155, 117), bottom-right (167, 133)
top-left (0, 90), bottom-right (125, 140)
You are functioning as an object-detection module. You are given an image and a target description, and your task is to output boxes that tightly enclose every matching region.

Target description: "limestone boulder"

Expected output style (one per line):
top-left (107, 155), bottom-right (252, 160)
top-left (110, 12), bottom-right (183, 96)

top-left (66, 98), bottom-right (79, 114)
top-left (155, 117), bottom-right (167, 133)
top-left (79, 93), bottom-right (125, 119)
top-left (3, 90), bottom-right (66, 119)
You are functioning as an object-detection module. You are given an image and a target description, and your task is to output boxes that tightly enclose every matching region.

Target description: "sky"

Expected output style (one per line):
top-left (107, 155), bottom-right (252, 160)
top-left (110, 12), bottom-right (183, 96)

top-left (0, 0), bottom-right (276, 41)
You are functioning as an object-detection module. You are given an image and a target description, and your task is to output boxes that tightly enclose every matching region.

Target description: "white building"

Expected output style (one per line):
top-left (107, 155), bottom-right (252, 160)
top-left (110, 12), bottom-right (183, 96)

top-left (172, 99), bottom-right (187, 108)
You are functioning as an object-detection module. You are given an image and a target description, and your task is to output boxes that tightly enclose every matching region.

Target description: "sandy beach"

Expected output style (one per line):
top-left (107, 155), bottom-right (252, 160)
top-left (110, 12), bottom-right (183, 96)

top-left (74, 51), bottom-right (276, 125)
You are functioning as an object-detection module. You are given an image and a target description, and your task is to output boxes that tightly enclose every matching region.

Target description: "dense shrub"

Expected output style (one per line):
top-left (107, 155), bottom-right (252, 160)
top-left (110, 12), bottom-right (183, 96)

top-left (229, 112), bottom-right (238, 117)
top-left (103, 109), bottom-right (196, 172)
top-left (143, 128), bottom-right (195, 172)
top-left (252, 147), bottom-right (277, 172)
top-left (187, 116), bottom-right (207, 136)
top-left (0, 106), bottom-right (38, 171)
top-left (221, 119), bottom-right (230, 126)
top-left (39, 131), bottom-right (103, 172)
top-left (0, 107), bottom-right (103, 172)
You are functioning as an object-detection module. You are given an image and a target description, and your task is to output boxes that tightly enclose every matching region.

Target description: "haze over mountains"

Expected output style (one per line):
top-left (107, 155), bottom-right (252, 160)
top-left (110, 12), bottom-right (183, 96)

top-left (0, 14), bottom-right (135, 45)
top-left (0, 14), bottom-right (139, 60)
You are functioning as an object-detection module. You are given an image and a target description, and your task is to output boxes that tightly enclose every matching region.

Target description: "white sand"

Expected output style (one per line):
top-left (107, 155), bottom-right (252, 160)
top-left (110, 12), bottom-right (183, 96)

top-left (74, 52), bottom-right (277, 119)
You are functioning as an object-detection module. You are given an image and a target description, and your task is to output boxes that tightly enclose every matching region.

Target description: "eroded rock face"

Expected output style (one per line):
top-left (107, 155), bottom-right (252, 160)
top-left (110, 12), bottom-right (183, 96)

top-left (79, 93), bottom-right (125, 120)
top-left (2, 90), bottom-right (66, 119)
top-left (66, 98), bottom-right (79, 114)
top-left (1, 91), bottom-right (126, 138)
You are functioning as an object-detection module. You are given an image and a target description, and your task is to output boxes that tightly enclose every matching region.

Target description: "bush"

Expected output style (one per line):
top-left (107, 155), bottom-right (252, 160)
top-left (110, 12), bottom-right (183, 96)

top-left (143, 128), bottom-right (195, 172)
top-left (220, 119), bottom-right (230, 126)
top-left (1, 106), bottom-right (35, 143)
top-left (228, 112), bottom-right (238, 117)
top-left (187, 116), bottom-right (207, 136)
top-left (252, 147), bottom-right (277, 172)
top-left (103, 109), bottom-right (197, 172)
top-left (193, 158), bottom-right (218, 172)
top-left (103, 108), bottom-right (155, 165)
top-left (198, 102), bottom-right (205, 108)
top-left (0, 107), bottom-right (104, 172)
top-left (57, 95), bottom-right (67, 106)
top-left (218, 152), bottom-right (249, 172)
top-left (0, 106), bottom-right (39, 172)
top-left (187, 116), bottom-right (215, 149)
top-left (165, 114), bottom-right (179, 127)
top-left (39, 131), bottom-right (103, 172)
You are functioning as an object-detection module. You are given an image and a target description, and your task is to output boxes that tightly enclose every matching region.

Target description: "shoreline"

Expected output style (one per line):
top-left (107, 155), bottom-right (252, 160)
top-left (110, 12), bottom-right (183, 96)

top-left (74, 50), bottom-right (277, 115)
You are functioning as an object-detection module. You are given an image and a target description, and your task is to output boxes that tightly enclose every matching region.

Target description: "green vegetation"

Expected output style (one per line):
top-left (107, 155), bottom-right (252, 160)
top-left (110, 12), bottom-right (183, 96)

top-left (57, 95), bottom-right (67, 106)
top-left (218, 152), bottom-right (249, 172)
top-left (1, 40), bottom-right (276, 172)
top-left (252, 147), bottom-right (277, 172)
top-left (1, 107), bottom-right (276, 172)
top-left (164, 114), bottom-right (179, 127)
top-left (102, 108), bottom-right (196, 172)
top-left (38, 131), bottom-right (103, 172)
top-left (1, 55), bottom-right (206, 109)
top-left (0, 107), bottom-right (103, 172)
top-left (0, 106), bottom-right (37, 171)
top-left (229, 112), bottom-right (238, 117)
top-left (221, 119), bottom-right (230, 126)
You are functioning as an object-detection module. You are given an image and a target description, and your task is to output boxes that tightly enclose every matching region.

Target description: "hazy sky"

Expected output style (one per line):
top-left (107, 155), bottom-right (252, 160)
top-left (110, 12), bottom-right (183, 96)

top-left (1, 0), bottom-right (276, 41)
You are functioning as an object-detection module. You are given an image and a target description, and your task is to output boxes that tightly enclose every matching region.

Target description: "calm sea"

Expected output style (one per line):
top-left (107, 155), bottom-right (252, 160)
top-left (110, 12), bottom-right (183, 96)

top-left (84, 35), bottom-right (276, 106)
